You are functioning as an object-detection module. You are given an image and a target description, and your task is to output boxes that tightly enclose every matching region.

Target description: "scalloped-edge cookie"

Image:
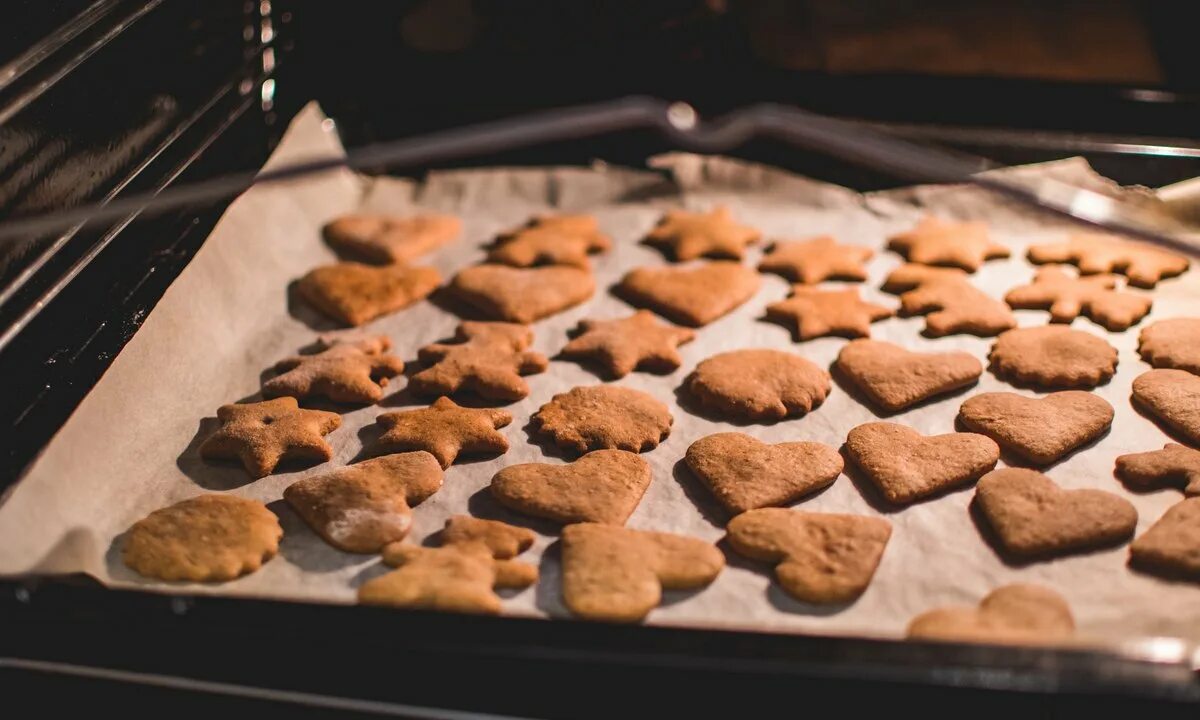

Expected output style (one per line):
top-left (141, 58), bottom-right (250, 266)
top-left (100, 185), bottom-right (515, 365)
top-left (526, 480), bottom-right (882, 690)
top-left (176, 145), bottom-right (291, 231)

top-left (989, 326), bottom-right (1117, 389)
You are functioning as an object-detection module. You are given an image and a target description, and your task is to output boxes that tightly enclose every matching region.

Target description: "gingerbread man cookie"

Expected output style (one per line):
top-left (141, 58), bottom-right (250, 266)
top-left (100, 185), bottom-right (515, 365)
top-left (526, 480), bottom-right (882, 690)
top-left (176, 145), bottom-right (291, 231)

top-left (1004, 267), bottom-right (1151, 331)
top-left (409, 321), bottom-right (548, 402)
top-left (450, 264), bottom-right (595, 324)
top-left (1116, 444), bottom-right (1200, 496)
top-left (989, 326), bottom-right (1117, 389)
top-left (441, 515), bottom-right (536, 559)
top-left (644, 206), bottom-right (761, 261)
top-left (686, 349), bottom-right (831, 421)
top-left (373, 396), bottom-right (511, 468)
top-left (263, 335), bottom-right (405, 405)
top-left (1138, 318), bottom-right (1200, 375)
top-left (765, 286), bottom-right (893, 341)
top-left (199, 397), bottom-right (341, 478)
top-left (618, 261), bottom-right (761, 327)
top-left (532, 386), bottom-right (672, 454)
top-left (907, 584), bottom-right (1075, 645)
top-left (887, 216), bottom-right (1009, 271)
top-left (758, 236), bottom-right (872, 284)
top-left (882, 264), bottom-right (1016, 337)
top-left (298, 261), bottom-right (441, 327)
top-left (322, 213), bottom-right (460, 264)
top-left (560, 311), bottom-right (695, 378)
top-left (490, 449), bottom-right (652, 525)
top-left (1028, 233), bottom-right (1188, 288)
top-left (488, 214), bottom-right (611, 268)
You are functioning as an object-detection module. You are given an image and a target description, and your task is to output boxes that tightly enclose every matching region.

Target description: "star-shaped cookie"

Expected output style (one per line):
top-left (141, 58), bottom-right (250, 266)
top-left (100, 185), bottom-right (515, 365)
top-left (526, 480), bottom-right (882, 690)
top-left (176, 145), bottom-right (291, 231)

top-left (263, 335), bottom-right (405, 405)
top-left (1028, 233), bottom-right (1188, 288)
top-left (765, 286), bottom-right (893, 340)
top-left (887, 216), bottom-right (1009, 271)
top-left (409, 322), bottom-right (548, 401)
top-left (199, 397), bottom-right (342, 478)
top-left (644, 206), bottom-right (761, 261)
top-left (373, 396), bottom-right (511, 468)
top-left (560, 310), bottom-right (696, 378)
top-left (1004, 267), bottom-right (1151, 331)
top-left (488, 214), bottom-right (611, 268)
top-left (758, 236), bottom-right (873, 284)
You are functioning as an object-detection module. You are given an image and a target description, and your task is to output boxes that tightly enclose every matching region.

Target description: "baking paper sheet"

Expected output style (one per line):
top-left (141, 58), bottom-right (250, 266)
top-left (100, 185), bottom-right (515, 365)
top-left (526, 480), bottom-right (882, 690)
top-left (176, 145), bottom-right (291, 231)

top-left (3, 103), bottom-right (1199, 644)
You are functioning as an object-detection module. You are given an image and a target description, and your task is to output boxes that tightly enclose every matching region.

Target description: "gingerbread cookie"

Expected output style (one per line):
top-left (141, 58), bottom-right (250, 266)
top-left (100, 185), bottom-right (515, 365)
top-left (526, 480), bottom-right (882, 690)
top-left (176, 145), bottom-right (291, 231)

top-left (1131, 369), bottom-right (1200, 446)
top-left (1138, 318), bottom-right (1200, 374)
top-left (441, 515), bottom-right (536, 559)
top-left (907, 584), bottom-right (1074, 645)
top-left (263, 335), bottom-right (405, 405)
top-left (765, 286), bottom-right (893, 341)
top-left (835, 339), bottom-right (981, 412)
top-left (686, 349), bottom-right (831, 422)
top-left (958, 391), bottom-right (1114, 465)
top-left (532, 386), bottom-right (672, 454)
top-left (298, 261), bottom-right (441, 327)
top-left (123, 495), bottom-right (281, 582)
top-left (1116, 444), bottom-right (1200, 496)
top-left (199, 397), bottom-right (341, 478)
top-left (489, 214), bottom-right (610, 268)
top-left (887, 216), bottom-right (1009, 271)
top-left (989, 326), bottom-right (1118, 389)
top-left (323, 213), bottom-right (460, 264)
top-left (373, 397), bottom-right (511, 468)
top-left (561, 523), bottom-right (724, 622)
top-left (1028, 233), bottom-right (1188, 288)
top-left (644, 206), bottom-right (760, 261)
top-left (409, 321), bottom-right (548, 401)
top-left (974, 468), bottom-right (1137, 559)
top-left (844, 422), bottom-right (999, 505)
top-left (449, 264), bottom-right (594, 324)
top-left (726, 507), bottom-right (891, 603)
top-left (1129, 498), bottom-right (1200, 579)
top-left (560, 311), bottom-right (695, 378)
top-left (1004, 267), bottom-right (1151, 331)
top-left (684, 433), bottom-right (843, 514)
top-left (882, 264), bottom-right (1016, 337)
top-left (758, 235), bottom-right (872, 284)
top-left (490, 449), bottom-right (652, 525)
top-left (283, 452), bottom-right (443, 553)
top-left (617, 261), bottom-right (760, 327)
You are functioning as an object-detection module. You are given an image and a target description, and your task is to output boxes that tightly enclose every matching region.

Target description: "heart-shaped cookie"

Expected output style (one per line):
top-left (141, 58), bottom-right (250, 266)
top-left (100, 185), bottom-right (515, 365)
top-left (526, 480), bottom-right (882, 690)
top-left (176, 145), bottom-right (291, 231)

top-left (1132, 369), bottom-right (1200, 446)
top-left (958, 391), bottom-right (1114, 465)
top-left (489, 449), bottom-right (651, 525)
top-left (974, 468), bottom-right (1137, 558)
top-left (907, 584), bottom-right (1075, 645)
top-left (450, 264), bottom-right (595, 324)
top-left (726, 508), bottom-right (891, 603)
top-left (1130, 498), bottom-right (1200, 579)
top-left (298, 261), bottom-right (442, 327)
top-left (835, 339), bottom-right (981, 412)
top-left (617, 261), bottom-right (761, 326)
top-left (844, 422), bottom-right (999, 505)
top-left (684, 433), bottom-right (842, 513)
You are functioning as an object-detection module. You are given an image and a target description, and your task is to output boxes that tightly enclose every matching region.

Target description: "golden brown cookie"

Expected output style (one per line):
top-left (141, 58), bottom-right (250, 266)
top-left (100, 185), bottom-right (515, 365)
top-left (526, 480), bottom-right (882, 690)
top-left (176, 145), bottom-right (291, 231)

top-left (1028, 233), bottom-right (1188, 288)
top-left (907, 584), bottom-right (1074, 645)
top-left (409, 321), bottom-right (548, 401)
top-left (441, 515), bottom-right (536, 559)
top-left (263, 335), bottom-right (405, 405)
top-left (298, 261), bottom-right (441, 327)
top-left (684, 433), bottom-right (843, 514)
top-left (561, 523), bottom-right (724, 622)
top-left (122, 495), bottom-right (282, 582)
top-left (1138, 318), bottom-right (1200, 374)
top-left (957, 391), bottom-right (1114, 466)
top-left (322, 213), bottom-right (460, 264)
top-left (726, 507), bottom-right (890, 603)
top-left (617, 261), bottom-right (760, 327)
top-left (882, 264), bottom-right (1016, 337)
top-left (532, 386), bottom-right (672, 454)
top-left (844, 422), bottom-right (999, 505)
top-left (1004, 267), bottom-right (1151, 331)
top-left (835, 339), bottom-right (981, 412)
top-left (1116, 444), bottom-right (1200, 496)
top-left (765, 286), bottom-right (893, 341)
top-left (560, 310), bottom-right (695, 378)
top-left (974, 468), bottom-right (1137, 559)
top-left (989, 326), bottom-right (1118, 389)
top-left (488, 214), bottom-right (611, 268)
top-left (644, 206), bottom-right (761, 261)
top-left (283, 452), bottom-right (443, 553)
top-left (373, 396), bottom-right (511, 468)
top-left (887, 216), bottom-right (1009, 271)
top-left (490, 449), bottom-right (652, 525)
top-left (1131, 369), bottom-right (1200, 446)
top-left (757, 235), bottom-right (872, 284)
top-left (686, 349), bottom-right (831, 422)
top-left (1129, 498), bottom-right (1200, 579)
top-left (449, 264), bottom-right (595, 324)
top-left (199, 397), bottom-right (341, 478)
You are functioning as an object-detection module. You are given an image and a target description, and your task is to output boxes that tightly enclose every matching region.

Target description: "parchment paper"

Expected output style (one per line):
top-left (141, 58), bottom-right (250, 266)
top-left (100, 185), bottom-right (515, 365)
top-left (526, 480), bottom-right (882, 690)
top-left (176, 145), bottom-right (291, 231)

top-left (3, 103), bottom-right (1199, 645)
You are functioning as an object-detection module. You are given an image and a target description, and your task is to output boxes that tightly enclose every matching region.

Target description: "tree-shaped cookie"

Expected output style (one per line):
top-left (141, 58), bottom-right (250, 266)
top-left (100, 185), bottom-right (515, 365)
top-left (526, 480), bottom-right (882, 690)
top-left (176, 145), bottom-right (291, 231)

top-left (765, 286), bottom-right (893, 340)
top-left (882, 264), bottom-right (1015, 336)
top-left (644, 206), bottom-right (761, 261)
top-left (560, 311), bottom-right (695, 378)
top-left (1028, 233), bottom-right (1188, 288)
top-left (373, 397), bottom-right (512, 468)
top-left (887, 216), bottom-right (1009, 271)
top-left (263, 335), bottom-right (405, 404)
top-left (199, 397), bottom-right (341, 478)
top-left (758, 235), bottom-right (872, 284)
top-left (1004, 267), bottom-right (1151, 331)
top-left (409, 321), bottom-right (548, 401)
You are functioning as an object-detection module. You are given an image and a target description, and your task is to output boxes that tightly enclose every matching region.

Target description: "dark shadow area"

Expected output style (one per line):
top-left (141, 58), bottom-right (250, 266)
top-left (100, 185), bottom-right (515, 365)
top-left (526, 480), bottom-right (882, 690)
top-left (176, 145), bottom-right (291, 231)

top-left (533, 538), bottom-right (565, 616)
top-left (351, 421), bottom-right (386, 463)
top-left (520, 416), bottom-right (573, 460)
top-left (267, 498), bottom-right (365, 573)
top-left (670, 459), bottom-right (728, 528)
top-left (466, 485), bottom-right (563, 539)
top-left (286, 278), bottom-right (342, 332)
top-left (349, 559), bottom-right (391, 589)
top-left (671, 380), bottom-right (776, 428)
top-left (426, 285), bottom-right (492, 322)
top-left (176, 416), bottom-right (254, 490)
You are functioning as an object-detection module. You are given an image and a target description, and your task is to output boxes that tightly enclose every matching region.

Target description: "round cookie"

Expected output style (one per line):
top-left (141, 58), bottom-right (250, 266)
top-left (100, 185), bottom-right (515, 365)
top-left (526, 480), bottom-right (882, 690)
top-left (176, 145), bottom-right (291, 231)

top-left (988, 326), bottom-right (1117, 389)
top-left (532, 386), bottom-right (673, 454)
top-left (123, 495), bottom-right (282, 582)
top-left (1138, 318), bottom-right (1200, 374)
top-left (685, 349), bottom-right (831, 421)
